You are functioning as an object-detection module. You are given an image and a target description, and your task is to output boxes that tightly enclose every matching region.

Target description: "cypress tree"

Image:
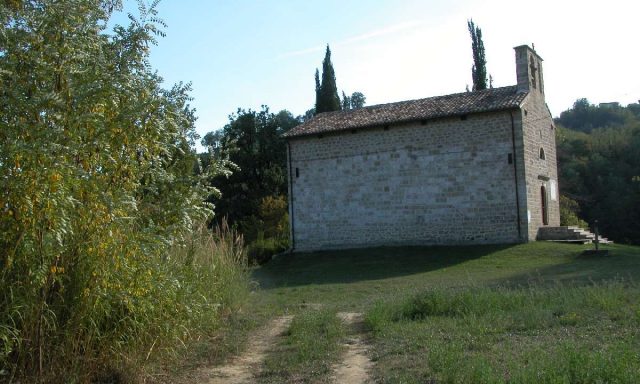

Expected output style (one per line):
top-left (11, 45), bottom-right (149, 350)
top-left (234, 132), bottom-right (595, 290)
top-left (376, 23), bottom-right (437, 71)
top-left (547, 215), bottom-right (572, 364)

top-left (468, 19), bottom-right (487, 91)
top-left (315, 45), bottom-right (342, 113)
top-left (315, 68), bottom-right (321, 105)
top-left (341, 91), bottom-right (351, 110)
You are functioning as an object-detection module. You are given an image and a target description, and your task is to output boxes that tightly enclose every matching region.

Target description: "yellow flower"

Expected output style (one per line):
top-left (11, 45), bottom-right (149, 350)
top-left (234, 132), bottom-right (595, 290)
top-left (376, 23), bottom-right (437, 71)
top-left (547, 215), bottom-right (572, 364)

top-left (50, 172), bottom-right (62, 183)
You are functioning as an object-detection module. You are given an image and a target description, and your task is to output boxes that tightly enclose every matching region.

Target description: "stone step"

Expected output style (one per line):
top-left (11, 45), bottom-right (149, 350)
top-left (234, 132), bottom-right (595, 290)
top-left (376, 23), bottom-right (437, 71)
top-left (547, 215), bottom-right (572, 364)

top-left (537, 226), bottom-right (613, 244)
top-left (546, 239), bottom-right (592, 244)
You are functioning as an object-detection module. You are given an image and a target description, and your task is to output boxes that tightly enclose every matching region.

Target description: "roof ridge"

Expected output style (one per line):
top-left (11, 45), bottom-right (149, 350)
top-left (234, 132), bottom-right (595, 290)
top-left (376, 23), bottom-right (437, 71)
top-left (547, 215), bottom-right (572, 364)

top-left (314, 85), bottom-right (518, 118)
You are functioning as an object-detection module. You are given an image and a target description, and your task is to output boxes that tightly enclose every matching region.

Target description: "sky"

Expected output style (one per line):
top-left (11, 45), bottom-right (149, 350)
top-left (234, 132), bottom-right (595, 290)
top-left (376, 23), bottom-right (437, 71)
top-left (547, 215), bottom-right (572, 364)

top-left (111, 0), bottom-right (640, 150)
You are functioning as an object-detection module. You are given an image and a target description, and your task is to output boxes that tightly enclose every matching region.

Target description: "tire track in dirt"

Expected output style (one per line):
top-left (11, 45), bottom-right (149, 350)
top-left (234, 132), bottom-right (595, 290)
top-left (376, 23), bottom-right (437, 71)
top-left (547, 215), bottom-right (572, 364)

top-left (203, 315), bottom-right (293, 384)
top-left (332, 312), bottom-right (373, 384)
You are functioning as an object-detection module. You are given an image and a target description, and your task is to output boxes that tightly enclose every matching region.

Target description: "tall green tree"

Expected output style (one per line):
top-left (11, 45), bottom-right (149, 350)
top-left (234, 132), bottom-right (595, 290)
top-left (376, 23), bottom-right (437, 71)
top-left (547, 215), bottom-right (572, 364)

top-left (342, 91), bottom-right (350, 110)
top-left (315, 45), bottom-right (341, 113)
top-left (350, 91), bottom-right (366, 109)
top-left (468, 19), bottom-right (487, 91)
top-left (204, 107), bottom-right (299, 239)
top-left (315, 68), bottom-right (321, 105)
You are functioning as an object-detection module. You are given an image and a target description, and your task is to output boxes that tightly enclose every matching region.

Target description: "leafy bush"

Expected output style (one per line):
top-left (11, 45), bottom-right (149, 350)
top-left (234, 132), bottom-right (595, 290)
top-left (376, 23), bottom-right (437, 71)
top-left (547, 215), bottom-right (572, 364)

top-left (559, 194), bottom-right (589, 228)
top-left (247, 236), bottom-right (289, 265)
top-left (258, 195), bottom-right (289, 240)
top-left (0, 2), bottom-right (247, 382)
top-left (242, 195), bottom-right (290, 264)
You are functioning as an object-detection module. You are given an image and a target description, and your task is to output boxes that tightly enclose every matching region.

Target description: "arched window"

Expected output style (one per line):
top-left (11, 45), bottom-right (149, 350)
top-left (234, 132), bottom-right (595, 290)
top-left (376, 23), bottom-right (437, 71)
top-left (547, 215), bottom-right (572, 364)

top-left (539, 147), bottom-right (546, 160)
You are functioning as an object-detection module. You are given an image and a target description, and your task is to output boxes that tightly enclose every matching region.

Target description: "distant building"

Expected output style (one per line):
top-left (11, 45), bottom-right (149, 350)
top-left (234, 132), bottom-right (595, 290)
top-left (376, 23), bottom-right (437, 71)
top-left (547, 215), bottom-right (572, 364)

top-left (598, 102), bottom-right (620, 109)
top-left (283, 45), bottom-right (560, 252)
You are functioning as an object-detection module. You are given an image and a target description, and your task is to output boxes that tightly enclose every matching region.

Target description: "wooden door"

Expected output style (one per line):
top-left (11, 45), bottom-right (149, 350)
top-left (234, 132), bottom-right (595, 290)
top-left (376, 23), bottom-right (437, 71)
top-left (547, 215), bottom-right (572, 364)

top-left (541, 186), bottom-right (548, 226)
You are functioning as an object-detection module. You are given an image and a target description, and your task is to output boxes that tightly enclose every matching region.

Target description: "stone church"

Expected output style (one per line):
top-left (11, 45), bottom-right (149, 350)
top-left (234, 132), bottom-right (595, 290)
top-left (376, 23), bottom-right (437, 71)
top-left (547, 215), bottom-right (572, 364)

top-left (283, 45), bottom-right (560, 252)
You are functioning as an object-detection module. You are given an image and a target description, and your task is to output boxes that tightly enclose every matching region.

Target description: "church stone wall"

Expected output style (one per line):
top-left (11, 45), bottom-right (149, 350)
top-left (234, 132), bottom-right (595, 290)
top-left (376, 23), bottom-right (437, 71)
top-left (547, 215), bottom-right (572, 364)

top-left (288, 111), bottom-right (524, 252)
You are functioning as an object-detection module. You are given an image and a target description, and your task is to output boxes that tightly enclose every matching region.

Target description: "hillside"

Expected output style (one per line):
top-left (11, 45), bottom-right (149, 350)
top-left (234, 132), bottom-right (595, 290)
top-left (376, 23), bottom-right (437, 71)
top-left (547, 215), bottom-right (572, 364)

top-left (556, 99), bottom-right (640, 244)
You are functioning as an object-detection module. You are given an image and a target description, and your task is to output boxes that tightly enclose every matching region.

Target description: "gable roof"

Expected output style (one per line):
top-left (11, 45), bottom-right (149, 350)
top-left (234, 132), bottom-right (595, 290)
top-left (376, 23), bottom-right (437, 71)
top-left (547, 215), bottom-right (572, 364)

top-left (283, 85), bottom-right (528, 138)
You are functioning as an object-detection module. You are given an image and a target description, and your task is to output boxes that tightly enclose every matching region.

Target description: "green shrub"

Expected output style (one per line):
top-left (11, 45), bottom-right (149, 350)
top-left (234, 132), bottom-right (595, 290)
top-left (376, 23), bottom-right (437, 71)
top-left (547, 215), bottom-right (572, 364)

top-left (243, 195), bottom-right (290, 264)
top-left (247, 236), bottom-right (289, 265)
top-left (0, 2), bottom-right (248, 382)
top-left (257, 195), bottom-right (290, 240)
top-left (560, 194), bottom-right (589, 228)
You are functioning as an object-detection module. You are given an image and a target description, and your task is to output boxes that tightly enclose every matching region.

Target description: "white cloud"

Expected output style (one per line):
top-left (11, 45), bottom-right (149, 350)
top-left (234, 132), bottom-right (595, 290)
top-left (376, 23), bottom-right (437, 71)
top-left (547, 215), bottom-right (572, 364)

top-left (336, 21), bottom-right (422, 46)
top-left (278, 21), bottom-right (422, 60)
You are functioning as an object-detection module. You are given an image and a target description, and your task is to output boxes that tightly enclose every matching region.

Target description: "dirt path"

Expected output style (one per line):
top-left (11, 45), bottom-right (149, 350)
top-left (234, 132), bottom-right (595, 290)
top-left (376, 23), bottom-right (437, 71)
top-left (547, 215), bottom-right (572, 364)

top-left (202, 315), bottom-right (293, 384)
top-left (332, 312), bottom-right (373, 384)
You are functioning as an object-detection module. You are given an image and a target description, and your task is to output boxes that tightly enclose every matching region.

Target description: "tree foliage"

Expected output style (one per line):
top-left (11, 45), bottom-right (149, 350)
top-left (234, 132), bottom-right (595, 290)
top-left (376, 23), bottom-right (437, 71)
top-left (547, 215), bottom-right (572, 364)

top-left (557, 100), bottom-right (640, 243)
top-left (467, 19), bottom-right (487, 91)
top-left (315, 45), bottom-right (341, 114)
top-left (203, 107), bottom-right (299, 241)
top-left (556, 98), bottom-right (631, 133)
top-left (559, 195), bottom-right (588, 228)
top-left (350, 91), bottom-right (366, 109)
top-left (0, 0), bottom-right (241, 380)
top-left (341, 91), bottom-right (367, 110)
top-left (315, 68), bottom-right (321, 105)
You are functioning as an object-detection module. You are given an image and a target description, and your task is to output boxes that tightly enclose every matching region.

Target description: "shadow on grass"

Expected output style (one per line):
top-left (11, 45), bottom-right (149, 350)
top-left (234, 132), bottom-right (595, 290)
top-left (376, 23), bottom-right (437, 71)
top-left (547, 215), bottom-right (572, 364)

top-left (495, 243), bottom-right (640, 287)
top-left (252, 244), bottom-right (514, 289)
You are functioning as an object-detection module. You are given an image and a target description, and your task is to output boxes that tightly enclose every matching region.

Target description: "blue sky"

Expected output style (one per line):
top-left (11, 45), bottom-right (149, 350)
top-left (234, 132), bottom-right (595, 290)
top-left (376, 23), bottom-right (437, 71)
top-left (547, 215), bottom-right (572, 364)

top-left (111, 1), bottom-right (640, 150)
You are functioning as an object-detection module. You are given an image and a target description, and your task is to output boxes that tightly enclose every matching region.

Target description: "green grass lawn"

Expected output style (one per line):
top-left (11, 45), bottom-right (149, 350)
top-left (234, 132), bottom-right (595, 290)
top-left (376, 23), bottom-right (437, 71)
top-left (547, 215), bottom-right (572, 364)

top-left (249, 242), bottom-right (640, 383)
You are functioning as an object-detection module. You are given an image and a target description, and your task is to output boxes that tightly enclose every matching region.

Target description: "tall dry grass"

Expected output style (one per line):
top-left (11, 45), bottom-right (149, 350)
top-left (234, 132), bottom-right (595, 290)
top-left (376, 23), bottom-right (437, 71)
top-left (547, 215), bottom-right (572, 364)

top-left (1, 220), bottom-right (251, 383)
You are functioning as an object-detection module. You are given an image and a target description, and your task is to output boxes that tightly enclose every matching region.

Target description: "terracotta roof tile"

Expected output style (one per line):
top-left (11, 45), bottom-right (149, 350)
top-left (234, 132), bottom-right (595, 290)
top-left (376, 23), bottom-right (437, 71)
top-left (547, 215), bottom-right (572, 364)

top-left (283, 86), bottom-right (527, 138)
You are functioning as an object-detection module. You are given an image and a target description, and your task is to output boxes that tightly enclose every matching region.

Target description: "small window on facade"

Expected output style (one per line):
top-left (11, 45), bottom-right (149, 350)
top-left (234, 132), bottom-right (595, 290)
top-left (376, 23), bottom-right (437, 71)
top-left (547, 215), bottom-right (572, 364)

top-left (539, 147), bottom-right (545, 160)
top-left (295, 168), bottom-right (299, 178)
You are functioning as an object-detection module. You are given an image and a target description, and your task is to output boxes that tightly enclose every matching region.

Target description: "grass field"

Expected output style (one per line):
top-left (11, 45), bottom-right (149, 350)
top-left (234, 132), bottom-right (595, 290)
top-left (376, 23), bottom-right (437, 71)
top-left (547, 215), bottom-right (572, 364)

top-left (246, 242), bottom-right (640, 383)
